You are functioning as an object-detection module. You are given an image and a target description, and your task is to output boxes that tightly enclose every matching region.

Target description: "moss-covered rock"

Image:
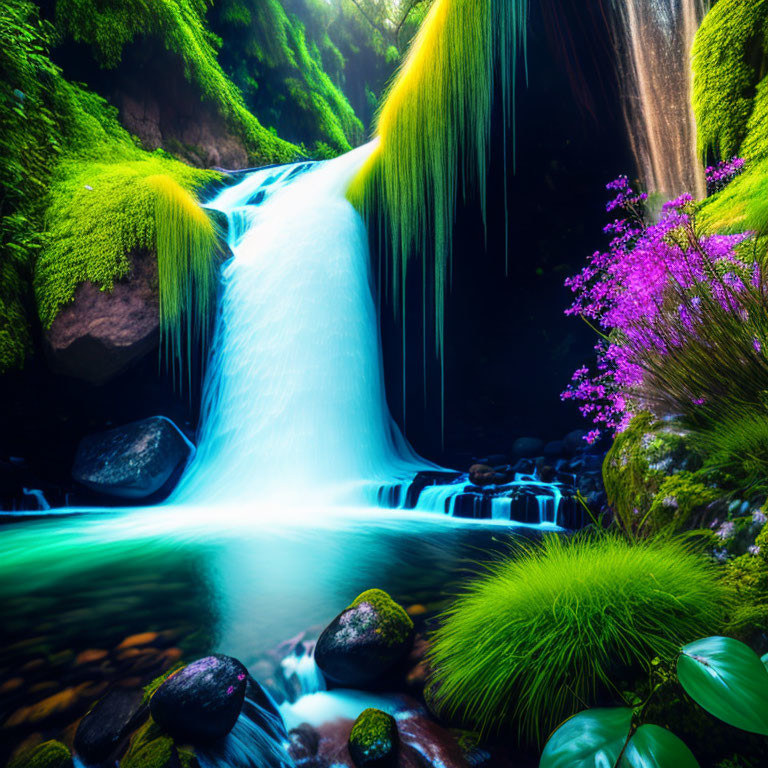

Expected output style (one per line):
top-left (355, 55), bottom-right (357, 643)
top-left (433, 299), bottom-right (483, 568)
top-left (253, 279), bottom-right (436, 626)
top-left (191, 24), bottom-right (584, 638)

top-left (723, 523), bottom-right (768, 642)
top-left (315, 588), bottom-right (414, 687)
top-left (9, 741), bottom-right (72, 768)
top-left (348, 589), bottom-right (414, 647)
top-left (603, 412), bottom-right (714, 535)
top-left (348, 708), bottom-right (398, 767)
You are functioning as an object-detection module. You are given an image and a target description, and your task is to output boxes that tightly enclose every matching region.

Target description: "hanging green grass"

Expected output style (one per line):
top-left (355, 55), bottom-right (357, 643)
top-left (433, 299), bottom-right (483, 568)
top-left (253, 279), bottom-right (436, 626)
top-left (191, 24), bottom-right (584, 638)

top-left (428, 534), bottom-right (728, 743)
top-left (36, 155), bottom-right (221, 381)
top-left (348, 0), bottom-right (528, 413)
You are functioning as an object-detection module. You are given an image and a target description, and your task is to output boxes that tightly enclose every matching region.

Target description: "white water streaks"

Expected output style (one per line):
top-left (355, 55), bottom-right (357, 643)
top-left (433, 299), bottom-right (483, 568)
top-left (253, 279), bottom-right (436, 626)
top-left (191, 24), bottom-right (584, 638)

top-left (611, 0), bottom-right (709, 200)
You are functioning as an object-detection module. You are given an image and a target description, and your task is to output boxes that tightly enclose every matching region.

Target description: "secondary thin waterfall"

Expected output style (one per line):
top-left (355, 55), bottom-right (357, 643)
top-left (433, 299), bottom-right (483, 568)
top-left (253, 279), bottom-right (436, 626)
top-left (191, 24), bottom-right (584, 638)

top-left (611, 0), bottom-right (709, 200)
top-left (171, 143), bottom-right (427, 508)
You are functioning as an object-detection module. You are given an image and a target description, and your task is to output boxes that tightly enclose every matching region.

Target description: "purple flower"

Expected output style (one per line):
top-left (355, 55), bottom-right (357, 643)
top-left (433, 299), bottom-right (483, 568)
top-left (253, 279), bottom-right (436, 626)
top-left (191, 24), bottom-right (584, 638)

top-left (562, 168), bottom-right (758, 438)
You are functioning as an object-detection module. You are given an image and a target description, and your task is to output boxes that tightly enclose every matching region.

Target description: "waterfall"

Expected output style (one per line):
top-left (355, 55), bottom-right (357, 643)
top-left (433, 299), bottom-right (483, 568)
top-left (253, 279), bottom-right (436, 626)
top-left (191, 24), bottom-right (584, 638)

top-left (171, 142), bottom-right (426, 508)
top-left (161, 143), bottom-right (570, 528)
top-left (611, 0), bottom-right (709, 200)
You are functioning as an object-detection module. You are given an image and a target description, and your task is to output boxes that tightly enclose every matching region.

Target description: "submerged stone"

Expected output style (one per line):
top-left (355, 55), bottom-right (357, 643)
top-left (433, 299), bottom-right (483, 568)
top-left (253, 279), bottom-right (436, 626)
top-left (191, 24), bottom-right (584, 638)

top-left (348, 708), bottom-right (398, 767)
top-left (72, 416), bottom-right (193, 499)
top-left (74, 688), bottom-right (146, 763)
top-left (315, 589), bottom-right (414, 687)
top-left (149, 654), bottom-right (247, 743)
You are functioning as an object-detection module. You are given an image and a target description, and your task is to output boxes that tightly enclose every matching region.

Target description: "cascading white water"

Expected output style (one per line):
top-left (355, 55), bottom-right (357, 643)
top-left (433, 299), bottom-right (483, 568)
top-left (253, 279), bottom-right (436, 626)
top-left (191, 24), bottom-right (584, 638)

top-left (611, 0), bottom-right (709, 200)
top-left (165, 142), bottom-right (568, 527)
top-left (171, 143), bottom-right (427, 508)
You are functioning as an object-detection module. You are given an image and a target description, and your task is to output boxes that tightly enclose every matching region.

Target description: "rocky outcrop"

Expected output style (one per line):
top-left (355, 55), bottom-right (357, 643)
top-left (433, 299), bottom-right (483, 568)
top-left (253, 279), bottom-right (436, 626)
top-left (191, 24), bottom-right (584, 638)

top-left (46, 250), bottom-right (159, 385)
top-left (72, 416), bottom-right (193, 499)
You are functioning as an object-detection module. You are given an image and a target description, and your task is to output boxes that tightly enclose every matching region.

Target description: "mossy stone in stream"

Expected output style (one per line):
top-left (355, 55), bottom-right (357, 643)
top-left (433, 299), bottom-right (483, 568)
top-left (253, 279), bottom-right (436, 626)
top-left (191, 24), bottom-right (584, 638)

top-left (316, 589), bottom-right (414, 687)
top-left (9, 741), bottom-right (72, 768)
top-left (149, 654), bottom-right (247, 743)
top-left (348, 708), bottom-right (398, 767)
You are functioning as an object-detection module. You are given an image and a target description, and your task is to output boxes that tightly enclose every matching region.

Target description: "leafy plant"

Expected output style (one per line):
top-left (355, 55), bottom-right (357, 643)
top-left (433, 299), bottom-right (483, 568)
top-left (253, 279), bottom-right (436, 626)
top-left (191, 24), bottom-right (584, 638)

top-left (427, 534), bottom-right (726, 741)
top-left (541, 636), bottom-right (768, 767)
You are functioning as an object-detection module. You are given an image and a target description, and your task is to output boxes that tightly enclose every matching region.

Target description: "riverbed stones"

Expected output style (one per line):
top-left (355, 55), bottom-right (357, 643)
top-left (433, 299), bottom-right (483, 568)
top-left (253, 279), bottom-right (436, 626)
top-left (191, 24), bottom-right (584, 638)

top-left (348, 708), bottom-right (398, 767)
top-left (72, 416), bottom-right (192, 499)
top-left (149, 654), bottom-right (247, 743)
top-left (74, 688), bottom-right (146, 763)
top-left (315, 589), bottom-right (414, 687)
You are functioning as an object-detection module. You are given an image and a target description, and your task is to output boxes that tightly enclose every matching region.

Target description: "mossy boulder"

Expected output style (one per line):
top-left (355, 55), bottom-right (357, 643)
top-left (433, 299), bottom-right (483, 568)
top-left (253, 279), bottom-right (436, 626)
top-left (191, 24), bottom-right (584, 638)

top-left (316, 589), bottom-right (414, 687)
top-left (72, 416), bottom-right (193, 500)
top-left (149, 654), bottom-right (247, 744)
top-left (348, 708), bottom-right (398, 767)
top-left (9, 741), bottom-right (72, 768)
top-left (603, 412), bottom-right (716, 535)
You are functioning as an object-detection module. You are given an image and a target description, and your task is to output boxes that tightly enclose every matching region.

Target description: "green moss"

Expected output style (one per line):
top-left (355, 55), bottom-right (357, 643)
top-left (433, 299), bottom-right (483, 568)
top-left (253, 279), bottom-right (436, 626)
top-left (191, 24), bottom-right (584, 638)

top-left (348, 708), bottom-right (398, 766)
top-left (723, 524), bottom-right (768, 640)
top-left (692, 0), bottom-right (768, 162)
top-left (122, 718), bottom-right (175, 768)
top-left (142, 662), bottom-right (186, 705)
top-left (647, 473), bottom-right (720, 535)
top-left (9, 741), bottom-right (72, 768)
top-left (54, 0), bottom-right (298, 165)
top-left (603, 413), bottom-right (702, 535)
top-left (211, 0), bottom-right (363, 154)
top-left (0, 1), bottom-right (62, 371)
top-left (428, 534), bottom-right (727, 742)
top-left (349, 588), bottom-right (413, 646)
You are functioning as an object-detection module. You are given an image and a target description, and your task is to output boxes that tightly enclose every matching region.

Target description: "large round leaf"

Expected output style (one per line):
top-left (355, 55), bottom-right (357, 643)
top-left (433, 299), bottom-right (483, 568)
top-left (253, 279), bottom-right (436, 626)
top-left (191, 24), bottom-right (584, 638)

top-left (540, 708), bottom-right (632, 768)
top-left (620, 724), bottom-right (699, 768)
top-left (677, 636), bottom-right (768, 735)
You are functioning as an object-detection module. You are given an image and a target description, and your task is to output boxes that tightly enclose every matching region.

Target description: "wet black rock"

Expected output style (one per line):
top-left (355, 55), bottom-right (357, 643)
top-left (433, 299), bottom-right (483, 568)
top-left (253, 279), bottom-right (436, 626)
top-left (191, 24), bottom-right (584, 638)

top-left (74, 688), bottom-right (146, 763)
top-left (150, 654), bottom-right (247, 743)
top-left (72, 416), bottom-right (193, 499)
top-left (348, 708), bottom-right (398, 767)
top-left (511, 437), bottom-right (544, 458)
top-left (564, 430), bottom-right (587, 455)
top-left (316, 589), bottom-right (414, 687)
top-left (468, 464), bottom-right (503, 486)
top-left (542, 440), bottom-right (565, 459)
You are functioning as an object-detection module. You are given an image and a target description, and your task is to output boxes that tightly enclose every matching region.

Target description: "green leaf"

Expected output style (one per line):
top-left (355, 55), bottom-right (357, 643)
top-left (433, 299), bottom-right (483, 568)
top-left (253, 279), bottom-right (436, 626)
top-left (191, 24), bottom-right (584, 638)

top-left (620, 724), bottom-right (699, 768)
top-left (540, 708), bottom-right (632, 768)
top-left (762, 652), bottom-right (768, 673)
top-left (677, 636), bottom-right (768, 735)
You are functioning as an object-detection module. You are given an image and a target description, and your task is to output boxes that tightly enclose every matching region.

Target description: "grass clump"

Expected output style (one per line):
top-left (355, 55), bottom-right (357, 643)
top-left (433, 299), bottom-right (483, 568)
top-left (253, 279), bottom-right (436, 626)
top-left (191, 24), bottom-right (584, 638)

top-left (428, 534), bottom-right (727, 742)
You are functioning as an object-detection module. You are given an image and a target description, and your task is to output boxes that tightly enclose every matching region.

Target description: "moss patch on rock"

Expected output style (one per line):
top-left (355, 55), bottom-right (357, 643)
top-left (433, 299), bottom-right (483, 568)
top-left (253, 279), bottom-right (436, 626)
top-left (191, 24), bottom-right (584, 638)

top-left (349, 589), bottom-right (414, 647)
top-left (9, 741), bottom-right (72, 768)
top-left (348, 708), bottom-right (398, 767)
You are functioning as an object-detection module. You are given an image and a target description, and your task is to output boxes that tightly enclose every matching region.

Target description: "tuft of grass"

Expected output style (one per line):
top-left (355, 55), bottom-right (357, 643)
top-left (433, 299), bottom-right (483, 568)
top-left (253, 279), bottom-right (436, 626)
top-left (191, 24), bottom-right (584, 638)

top-left (695, 410), bottom-right (768, 495)
top-left (428, 534), bottom-right (727, 742)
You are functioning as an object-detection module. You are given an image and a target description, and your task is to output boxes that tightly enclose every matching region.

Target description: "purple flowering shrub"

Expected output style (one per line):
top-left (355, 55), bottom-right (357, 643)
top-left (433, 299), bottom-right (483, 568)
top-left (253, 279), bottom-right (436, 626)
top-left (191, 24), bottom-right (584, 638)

top-left (563, 163), bottom-right (768, 444)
